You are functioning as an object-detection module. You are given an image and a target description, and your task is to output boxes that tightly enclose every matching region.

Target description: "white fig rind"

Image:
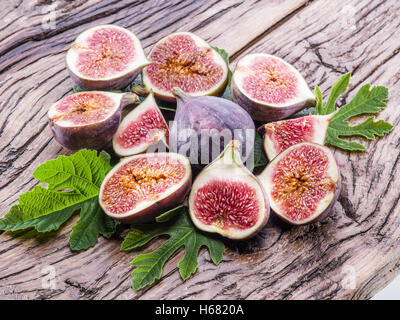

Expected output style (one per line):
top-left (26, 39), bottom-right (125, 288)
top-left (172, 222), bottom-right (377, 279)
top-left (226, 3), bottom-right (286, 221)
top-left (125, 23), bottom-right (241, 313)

top-left (142, 32), bottom-right (229, 102)
top-left (231, 53), bottom-right (315, 122)
top-left (189, 141), bottom-right (269, 239)
top-left (258, 142), bottom-right (341, 225)
top-left (99, 152), bottom-right (192, 224)
top-left (67, 25), bottom-right (150, 91)
top-left (112, 92), bottom-right (169, 157)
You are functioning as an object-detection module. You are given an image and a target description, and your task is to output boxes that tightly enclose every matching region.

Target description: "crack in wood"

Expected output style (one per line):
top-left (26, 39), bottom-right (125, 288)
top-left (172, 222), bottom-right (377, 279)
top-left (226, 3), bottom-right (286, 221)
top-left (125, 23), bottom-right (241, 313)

top-left (64, 278), bottom-right (97, 297)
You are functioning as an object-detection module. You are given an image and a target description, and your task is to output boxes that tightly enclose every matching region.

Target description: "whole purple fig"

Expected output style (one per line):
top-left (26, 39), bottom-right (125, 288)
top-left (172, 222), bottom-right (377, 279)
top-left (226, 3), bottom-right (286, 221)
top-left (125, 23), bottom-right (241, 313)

top-left (169, 88), bottom-right (255, 166)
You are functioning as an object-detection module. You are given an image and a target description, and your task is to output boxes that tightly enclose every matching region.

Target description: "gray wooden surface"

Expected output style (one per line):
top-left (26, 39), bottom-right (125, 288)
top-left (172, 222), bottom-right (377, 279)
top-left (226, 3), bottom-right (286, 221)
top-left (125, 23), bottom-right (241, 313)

top-left (1, 0), bottom-right (399, 300)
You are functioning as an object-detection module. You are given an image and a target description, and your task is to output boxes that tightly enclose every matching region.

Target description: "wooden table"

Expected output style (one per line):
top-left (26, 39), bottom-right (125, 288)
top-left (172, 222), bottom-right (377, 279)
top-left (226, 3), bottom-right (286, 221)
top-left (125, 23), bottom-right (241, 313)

top-left (1, 0), bottom-right (399, 300)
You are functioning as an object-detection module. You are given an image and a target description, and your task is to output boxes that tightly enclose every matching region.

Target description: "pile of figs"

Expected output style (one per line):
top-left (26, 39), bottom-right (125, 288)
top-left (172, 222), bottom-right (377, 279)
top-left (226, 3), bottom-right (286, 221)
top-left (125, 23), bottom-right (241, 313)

top-left (47, 24), bottom-right (341, 240)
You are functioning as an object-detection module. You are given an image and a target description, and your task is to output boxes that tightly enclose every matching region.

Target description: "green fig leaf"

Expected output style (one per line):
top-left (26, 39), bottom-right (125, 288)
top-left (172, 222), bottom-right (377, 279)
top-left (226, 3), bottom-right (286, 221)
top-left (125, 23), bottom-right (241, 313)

top-left (0, 150), bottom-right (118, 251)
top-left (121, 209), bottom-right (225, 291)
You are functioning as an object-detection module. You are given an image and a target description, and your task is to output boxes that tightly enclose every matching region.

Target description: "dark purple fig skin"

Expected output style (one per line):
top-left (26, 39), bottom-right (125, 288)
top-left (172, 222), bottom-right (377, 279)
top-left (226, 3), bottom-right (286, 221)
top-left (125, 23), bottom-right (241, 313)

top-left (68, 68), bottom-right (142, 91)
top-left (170, 89), bottom-right (255, 166)
top-left (231, 80), bottom-right (315, 122)
top-left (114, 178), bottom-right (192, 224)
top-left (49, 112), bottom-right (121, 150)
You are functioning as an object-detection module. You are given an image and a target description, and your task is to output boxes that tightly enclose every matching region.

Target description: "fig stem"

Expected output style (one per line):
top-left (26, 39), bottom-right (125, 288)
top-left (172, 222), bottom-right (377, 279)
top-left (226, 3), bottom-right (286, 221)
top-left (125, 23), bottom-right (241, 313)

top-left (172, 87), bottom-right (189, 99)
top-left (219, 140), bottom-right (242, 166)
top-left (121, 92), bottom-right (140, 108)
top-left (131, 85), bottom-right (150, 97)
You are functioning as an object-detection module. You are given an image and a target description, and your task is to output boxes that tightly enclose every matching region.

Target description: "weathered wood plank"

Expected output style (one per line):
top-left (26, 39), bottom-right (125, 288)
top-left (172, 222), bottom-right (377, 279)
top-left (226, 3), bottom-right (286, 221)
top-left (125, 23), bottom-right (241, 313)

top-left (1, 0), bottom-right (399, 300)
top-left (196, 0), bottom-right (400, 300)
top-left (0, 0), bottom-right (313, 300)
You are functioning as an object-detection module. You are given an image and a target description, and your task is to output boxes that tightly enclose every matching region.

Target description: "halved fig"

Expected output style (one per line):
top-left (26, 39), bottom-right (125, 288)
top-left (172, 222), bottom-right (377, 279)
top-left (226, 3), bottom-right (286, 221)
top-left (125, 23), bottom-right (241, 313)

top-left (258, 143), bottom-right (341, 225)
top-left (67, 24), bottom-right (150, 90)
top-left (48, 91), bottom-right (138, 150)
top-left (231, 53), bottom-right (315, 121)
top-left (99, 152), bottom-right (191, 223)
top-left (189, 141), bottom-right (269, 240)
top-left (258, 114), bottom-right (333, 160)
top-left (112, 92), bottom-right (169, 157)
top-left (142, 32), bottom-right (229, 102)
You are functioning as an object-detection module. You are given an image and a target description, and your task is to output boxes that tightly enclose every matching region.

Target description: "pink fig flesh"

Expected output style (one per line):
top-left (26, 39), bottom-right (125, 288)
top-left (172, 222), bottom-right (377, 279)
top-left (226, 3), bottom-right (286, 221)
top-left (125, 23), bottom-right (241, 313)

top-left (189, 140), bottom-right (269, 239)
top-left (258, 143), bottom-right (341, 225)
top-left (48, 91), bottom-right (138, 150)
top-left (66, 25), bottom-right (150, 91)
top-left (99, 152), bottom-right (192, 223)
top-left (231, 53), bottom-right (315, 121)
top-left (142, 32), bottom-right (228, 102)
top-left (112, 93), bottom-right (169, 157)
top-left (258, 114), bottom-right (333, 160)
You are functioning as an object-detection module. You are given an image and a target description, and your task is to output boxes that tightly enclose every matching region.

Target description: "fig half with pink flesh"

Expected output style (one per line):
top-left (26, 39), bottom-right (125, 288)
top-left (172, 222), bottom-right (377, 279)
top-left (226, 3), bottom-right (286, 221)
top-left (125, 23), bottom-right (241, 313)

top-left (258, 114), bottom-right (333, 160)
top-left (231, 53), bottom-right (315, 121)
top-left (258, 143), bottom-right (341, 225)
top-left (142, 32), bottom-right (229, 102)
top-left (48, 91), bottom-right (138, 150)
top-left (99, 152), bottom-right (191, 223)
top-left (66, 25), bottom-right (150, 91)
top-left (112, 92), bottom-right (169, 157)
top-left (189, 141), bottom-right (269, 240)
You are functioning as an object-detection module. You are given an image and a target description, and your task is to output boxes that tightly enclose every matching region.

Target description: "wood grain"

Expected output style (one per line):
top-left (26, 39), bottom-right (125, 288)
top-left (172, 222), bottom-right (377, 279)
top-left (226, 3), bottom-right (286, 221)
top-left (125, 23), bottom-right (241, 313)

top-left (1, 0), bottom-right (399, 300)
